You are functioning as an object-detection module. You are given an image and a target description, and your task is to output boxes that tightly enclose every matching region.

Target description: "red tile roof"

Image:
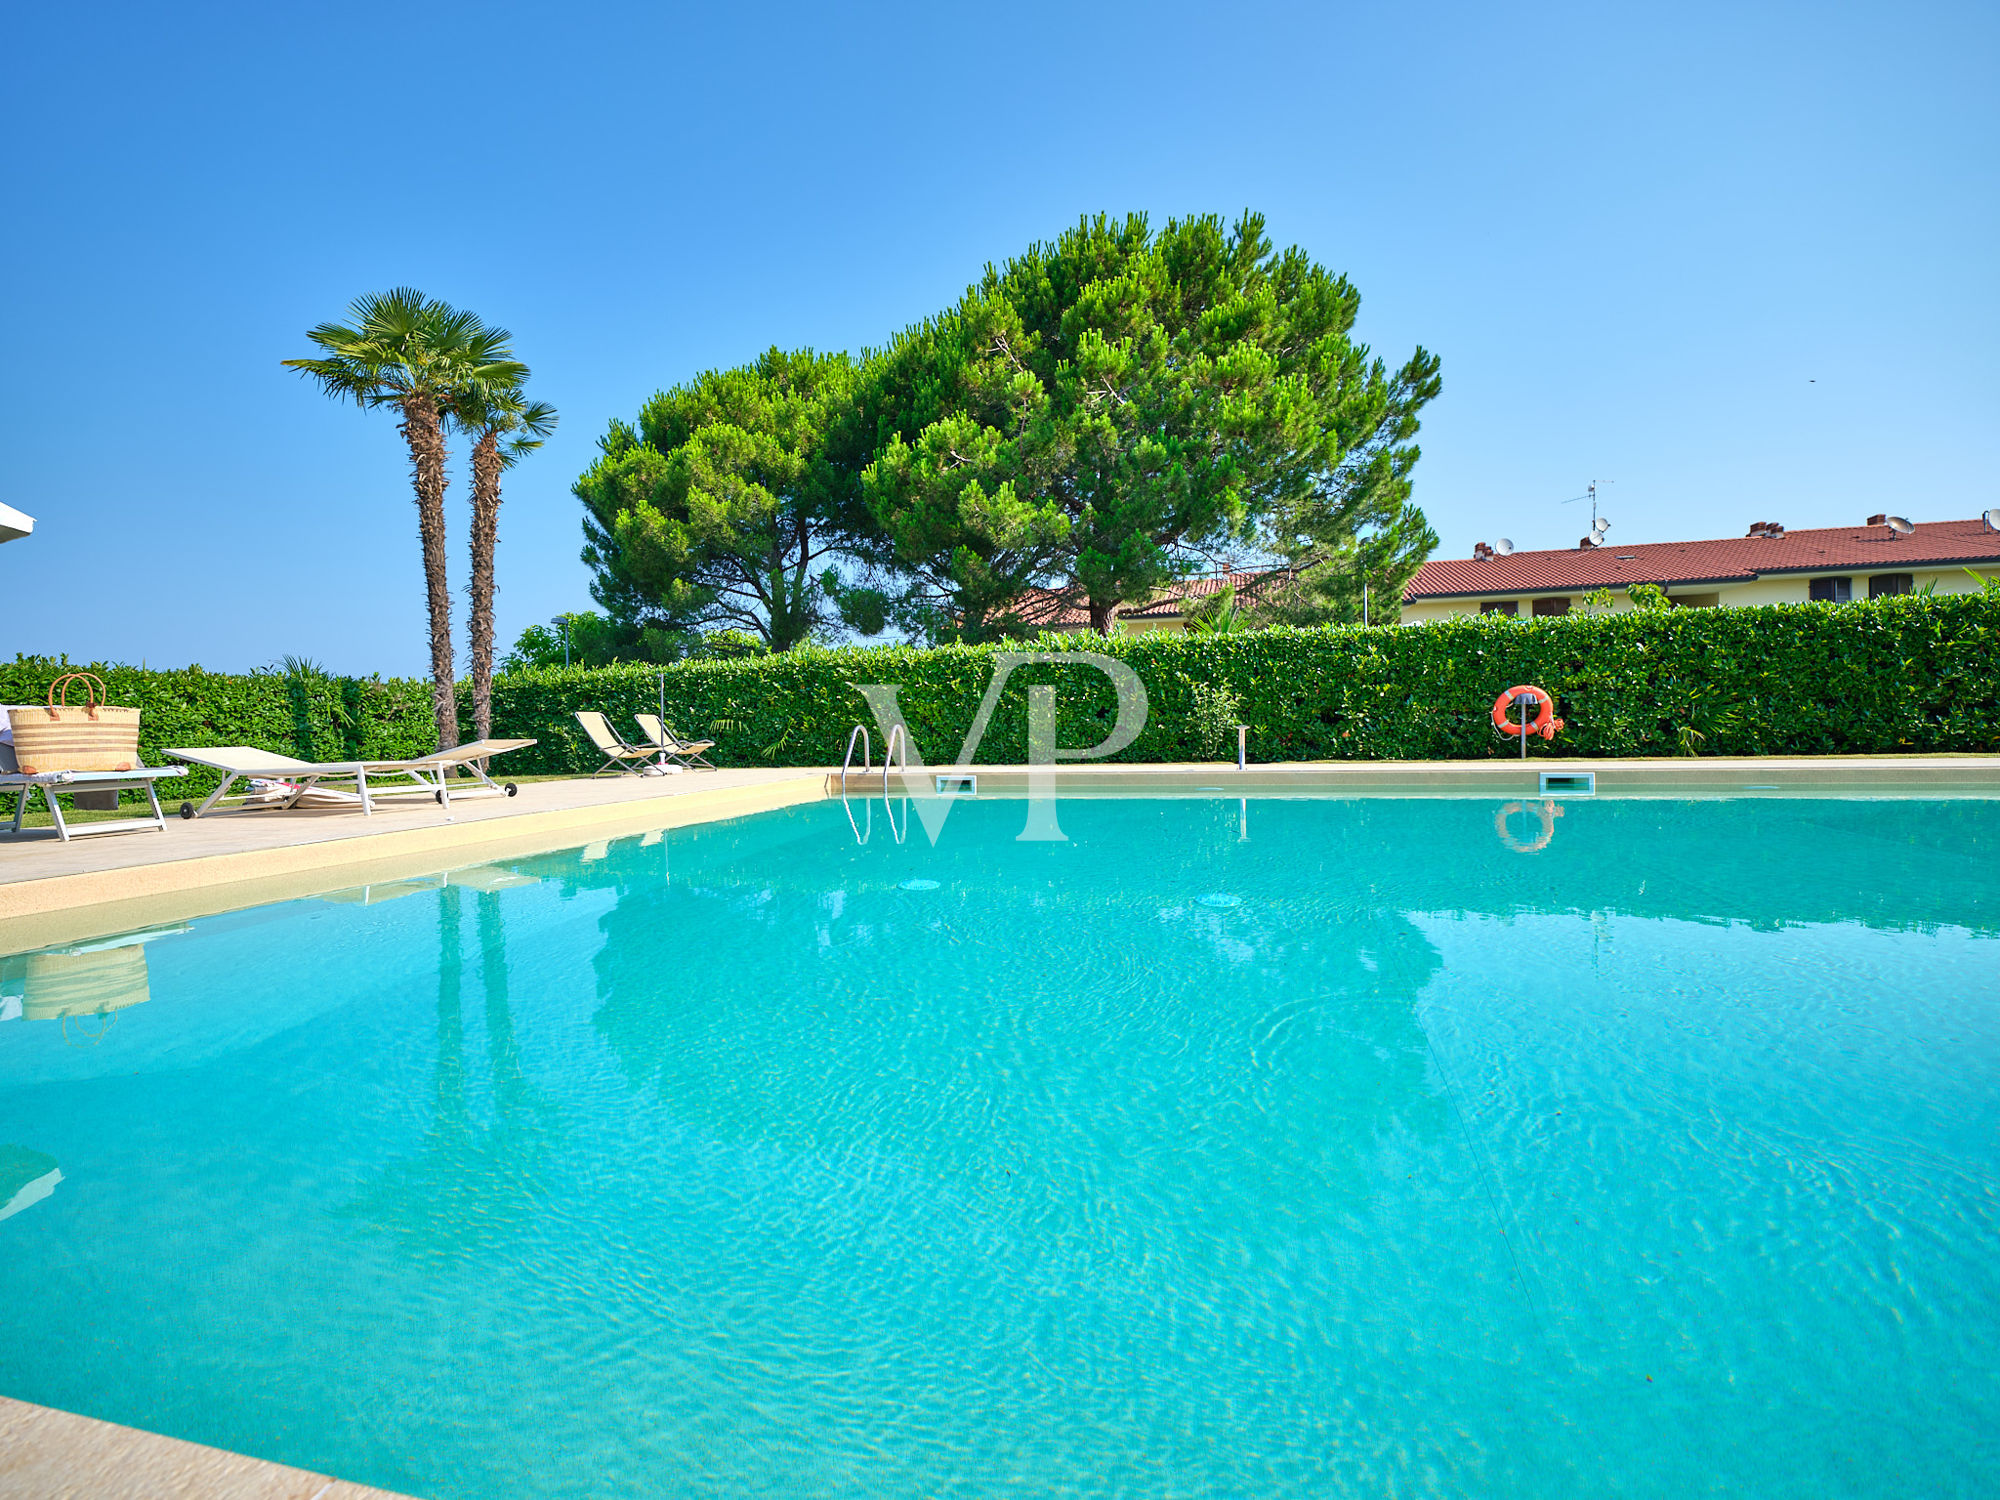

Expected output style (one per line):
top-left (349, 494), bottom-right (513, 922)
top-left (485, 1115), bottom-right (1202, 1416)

top-left (1013, 569), bottom-right (1286, 629)
top-left (1403, 518), bottom-right (2000, 602)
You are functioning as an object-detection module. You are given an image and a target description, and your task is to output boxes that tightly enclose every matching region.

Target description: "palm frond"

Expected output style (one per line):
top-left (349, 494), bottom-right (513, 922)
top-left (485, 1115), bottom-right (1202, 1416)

top-left (285, 288), bottom-right (525, 415)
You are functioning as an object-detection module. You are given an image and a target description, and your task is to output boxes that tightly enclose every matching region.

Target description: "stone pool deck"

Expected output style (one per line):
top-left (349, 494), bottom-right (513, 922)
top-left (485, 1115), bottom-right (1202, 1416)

top-left (0, 1395), bottom-right (415, 1499)
top-left (0, 768), bottom-right (829, 950)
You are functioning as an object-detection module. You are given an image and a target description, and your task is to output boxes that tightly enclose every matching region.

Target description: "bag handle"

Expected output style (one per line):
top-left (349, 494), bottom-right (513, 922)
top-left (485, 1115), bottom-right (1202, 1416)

top-left (44, 672), bottom-right (108, 720)
top-left (61, 1009), bottom-right (116, 1047)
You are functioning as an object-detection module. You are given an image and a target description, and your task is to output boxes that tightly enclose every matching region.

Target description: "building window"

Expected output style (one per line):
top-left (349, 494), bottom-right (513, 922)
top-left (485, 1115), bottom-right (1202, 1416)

top-left (1869, 573), bottom-right (1913, 598)
top-left (1531, 597), bottom-right (1570, 617)
top-left (1809, 576), bottom-right (1852, 603)
top-left (1479, 600), bottom-right (1518, 616)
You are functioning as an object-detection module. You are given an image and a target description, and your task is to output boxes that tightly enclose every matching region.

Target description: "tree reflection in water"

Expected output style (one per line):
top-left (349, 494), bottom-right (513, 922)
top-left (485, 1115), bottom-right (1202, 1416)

top-left (343, 886), bottom-right (559, 1266)
top-left (570, 800), bottom-right (1455, 1307)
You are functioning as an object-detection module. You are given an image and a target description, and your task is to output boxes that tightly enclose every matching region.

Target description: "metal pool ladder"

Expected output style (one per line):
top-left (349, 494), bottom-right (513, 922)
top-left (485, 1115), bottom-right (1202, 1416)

top-left (840, 723), bottom-right (908, 845)
top-left (840, 725), bottom-right (872, 795)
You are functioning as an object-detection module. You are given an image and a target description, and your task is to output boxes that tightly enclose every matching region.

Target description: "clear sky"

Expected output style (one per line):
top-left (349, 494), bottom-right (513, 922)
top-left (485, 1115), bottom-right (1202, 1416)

top-left (3, 1), bottom-right (1994, 675)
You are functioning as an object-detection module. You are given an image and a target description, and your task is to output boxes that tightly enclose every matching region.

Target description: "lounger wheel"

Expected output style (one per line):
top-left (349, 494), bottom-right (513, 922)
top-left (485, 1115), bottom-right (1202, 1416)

top-left (505, 782), bottom-right (518, 796)
top-left (435, 790), bottom-right (444, 804)
top-left (179, 801), bottom-right (194, 820)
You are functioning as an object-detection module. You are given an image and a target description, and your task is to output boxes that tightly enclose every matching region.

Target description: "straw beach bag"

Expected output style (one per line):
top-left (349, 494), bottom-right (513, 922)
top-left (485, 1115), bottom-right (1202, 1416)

top-left (9, 672), bottom-right (141, 773)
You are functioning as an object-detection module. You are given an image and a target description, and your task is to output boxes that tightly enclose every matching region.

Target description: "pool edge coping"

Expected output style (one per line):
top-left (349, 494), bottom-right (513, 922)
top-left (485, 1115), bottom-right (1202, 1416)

top-left (0, 1393), bottom-right (417, 1498)
top-left (0, 774), bottom-right (827, 953)
top-left (823, 754), bottom-right (2000, 798)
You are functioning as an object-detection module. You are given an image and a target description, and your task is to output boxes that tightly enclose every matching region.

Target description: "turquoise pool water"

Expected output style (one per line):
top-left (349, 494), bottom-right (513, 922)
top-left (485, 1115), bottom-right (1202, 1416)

top-left (1, 795), bottom-right (1996, 1497)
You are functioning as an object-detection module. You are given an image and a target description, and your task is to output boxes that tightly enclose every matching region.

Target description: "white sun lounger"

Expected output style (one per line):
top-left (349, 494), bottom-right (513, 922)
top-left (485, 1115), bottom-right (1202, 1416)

top-left (395, 739), bottom-right (537, 806)
top-left (165, 738), bottom-right (536, 818)
top-left (1, 706), bottom-right (188, 842)
top-left (1, 765), bottom-right (189, 842)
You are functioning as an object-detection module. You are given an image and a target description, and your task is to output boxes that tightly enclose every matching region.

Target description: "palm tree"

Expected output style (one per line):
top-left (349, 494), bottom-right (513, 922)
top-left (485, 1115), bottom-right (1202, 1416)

top-left (284, 289), bottom-right (524, 748)
top-left (457, 383), bottom-right (557, 740)
top-left (1181, 582), bottom-right (1252, 635)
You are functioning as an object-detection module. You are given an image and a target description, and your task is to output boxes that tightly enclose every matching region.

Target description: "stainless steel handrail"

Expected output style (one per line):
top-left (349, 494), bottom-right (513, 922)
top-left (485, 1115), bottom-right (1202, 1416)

top-left (842, 793), bottom-right (871, 844)
top-left (840, 725), bottom-right (872, 795)
top-left (882, 724), bottom-right (907, 799)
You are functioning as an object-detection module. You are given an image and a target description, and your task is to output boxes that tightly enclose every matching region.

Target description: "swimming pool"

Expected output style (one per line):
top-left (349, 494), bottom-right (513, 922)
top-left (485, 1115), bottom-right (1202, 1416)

top-left (1, 794), bottom-right (1996, 1497)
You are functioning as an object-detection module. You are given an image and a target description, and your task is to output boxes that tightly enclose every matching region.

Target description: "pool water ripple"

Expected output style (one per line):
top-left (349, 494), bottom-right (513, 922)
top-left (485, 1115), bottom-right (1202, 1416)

top-left (0, 795), bottom-right (1996, 1497)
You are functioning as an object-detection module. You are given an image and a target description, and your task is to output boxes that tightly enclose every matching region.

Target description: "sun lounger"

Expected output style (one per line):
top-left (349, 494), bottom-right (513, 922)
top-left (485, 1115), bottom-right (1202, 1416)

top-left (633, 714), bottom-right (716, 770)
top-left (575, 712), bottom-right (659, 776)
top-left (1, 706), bottom-right (189, 842)
top-left (1, 764), bottom-right (189, 842)
top-left (165, 739), bottom-right (537, 818)
top-left (396, 738), bottom-right (538, 807)
top-left (164, 748), bottom-right (384, 817)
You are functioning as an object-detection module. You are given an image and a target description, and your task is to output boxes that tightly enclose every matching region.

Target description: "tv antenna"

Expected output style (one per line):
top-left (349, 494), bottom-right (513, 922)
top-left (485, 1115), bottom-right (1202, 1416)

top-left (1562, 479), bottom-right (1614, 536)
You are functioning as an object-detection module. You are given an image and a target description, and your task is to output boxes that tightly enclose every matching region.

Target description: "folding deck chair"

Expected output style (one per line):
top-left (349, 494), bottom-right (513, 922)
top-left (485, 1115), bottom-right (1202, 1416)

top-left (574, 712), bottom-right (659, 776)
top-left (633, 714), bottom-right (716, 770)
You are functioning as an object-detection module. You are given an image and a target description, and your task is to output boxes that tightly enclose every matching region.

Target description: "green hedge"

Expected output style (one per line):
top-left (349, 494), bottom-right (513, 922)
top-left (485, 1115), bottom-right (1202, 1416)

top-left (8, 596), bottom-right (1999, 788)
top-left (491, 594), bottom-right (2000, 770)
top-left (0, 660), bottom-right (434, 800)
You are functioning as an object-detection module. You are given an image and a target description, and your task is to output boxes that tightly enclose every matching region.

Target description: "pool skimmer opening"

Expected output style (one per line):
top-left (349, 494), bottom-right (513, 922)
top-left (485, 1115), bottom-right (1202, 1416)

top-left (1538, 771), bottom-right (1596, 797)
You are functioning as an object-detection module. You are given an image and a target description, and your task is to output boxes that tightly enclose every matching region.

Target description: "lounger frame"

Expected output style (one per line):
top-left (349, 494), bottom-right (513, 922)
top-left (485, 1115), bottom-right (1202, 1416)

top-left (633, 714), bottom-right (717, 770)
top-left (574, 713), bottom-right (657, 776)
top-left (165, 739), bottom-right (537, 818)
top-left (2, 766), bottom-right (188, 843)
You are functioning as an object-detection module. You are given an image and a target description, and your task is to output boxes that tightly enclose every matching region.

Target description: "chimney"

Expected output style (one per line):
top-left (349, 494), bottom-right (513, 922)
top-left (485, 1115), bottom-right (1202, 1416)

top-left (1867, 513), bottom-right (1886, 527)
top-left (1578, 536), bottom-right (1598, 549)
top-left (1747, 522), bottom-right (1766, 537)
top-left (1473, 542), bottom-right (1494, 561)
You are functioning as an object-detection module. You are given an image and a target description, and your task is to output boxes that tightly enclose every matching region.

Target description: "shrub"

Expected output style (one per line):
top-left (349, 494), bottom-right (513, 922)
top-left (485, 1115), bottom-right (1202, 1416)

top-left (486, 594), bottom-right (2000, 772)
top-left (0, 658), bottom-right (434, 800)
top-left (7, 594), bottom-right (1996, 783)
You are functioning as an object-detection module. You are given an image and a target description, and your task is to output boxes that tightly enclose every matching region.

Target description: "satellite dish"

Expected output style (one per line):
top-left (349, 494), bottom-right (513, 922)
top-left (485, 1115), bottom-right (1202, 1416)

top-left (1495, 538), bottom-right (1515, 556)
top-left (1886, 515), bottom-right (1914, 536)
top-left (1983, 508), bottom-right (2000, 533)
top-left (1592, 516), bottom-right (1611, 536)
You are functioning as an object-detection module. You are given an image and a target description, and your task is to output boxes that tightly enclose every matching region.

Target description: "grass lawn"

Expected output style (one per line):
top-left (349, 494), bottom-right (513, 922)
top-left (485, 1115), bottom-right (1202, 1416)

top-left (1, 771), bottom-right (617, 831)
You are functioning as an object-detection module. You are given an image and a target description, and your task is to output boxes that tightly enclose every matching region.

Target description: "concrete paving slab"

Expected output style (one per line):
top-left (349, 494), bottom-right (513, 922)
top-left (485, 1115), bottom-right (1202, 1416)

top-left (0, 1395), bottom-right (415, 1500)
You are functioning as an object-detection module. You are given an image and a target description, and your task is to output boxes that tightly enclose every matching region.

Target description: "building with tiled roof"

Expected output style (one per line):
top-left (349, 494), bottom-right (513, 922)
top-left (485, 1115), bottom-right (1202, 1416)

top-left (1401, 514), bottom-right (2000, 622)
top-left (1010, 568), bottom-right (1290, 635)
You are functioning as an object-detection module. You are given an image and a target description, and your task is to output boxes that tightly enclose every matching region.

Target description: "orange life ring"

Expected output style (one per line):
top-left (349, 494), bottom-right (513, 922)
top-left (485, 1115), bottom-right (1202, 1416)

top-left (1495, 799), bottom-right (1564, 853)
top-left (1491, 685), bottom-right (1564, 741)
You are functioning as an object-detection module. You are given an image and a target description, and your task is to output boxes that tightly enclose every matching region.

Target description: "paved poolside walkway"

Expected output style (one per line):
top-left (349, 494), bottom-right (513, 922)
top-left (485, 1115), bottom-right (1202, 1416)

top-left (0, 1395), bottom-right (415, 1499)
top-left (0, 768), bottom-right (829, 941)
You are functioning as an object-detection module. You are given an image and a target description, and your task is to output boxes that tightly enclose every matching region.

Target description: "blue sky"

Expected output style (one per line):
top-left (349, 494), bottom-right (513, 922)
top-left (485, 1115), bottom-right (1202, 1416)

top-left (3, 1), bottom-right (1994, 675)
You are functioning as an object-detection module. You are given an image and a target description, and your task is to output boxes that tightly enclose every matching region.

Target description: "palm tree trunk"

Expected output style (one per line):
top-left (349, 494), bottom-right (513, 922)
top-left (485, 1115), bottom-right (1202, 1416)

top-left (468, 428), bottom-right (502, 740)
top-left (401, 394), bottom-right (459, 748)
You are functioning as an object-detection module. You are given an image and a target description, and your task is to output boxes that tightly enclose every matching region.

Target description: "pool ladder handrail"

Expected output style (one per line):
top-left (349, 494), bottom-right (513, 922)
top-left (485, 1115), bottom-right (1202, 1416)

top-left (840, 724), bottom-right (872, 796)
top-left (882, 724), bottom-right (907, 799)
